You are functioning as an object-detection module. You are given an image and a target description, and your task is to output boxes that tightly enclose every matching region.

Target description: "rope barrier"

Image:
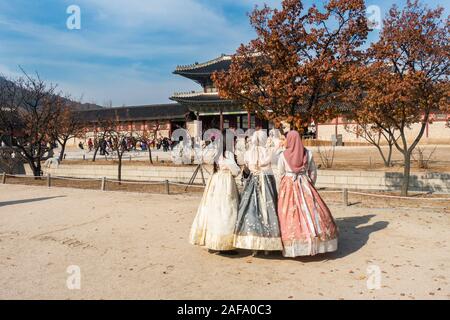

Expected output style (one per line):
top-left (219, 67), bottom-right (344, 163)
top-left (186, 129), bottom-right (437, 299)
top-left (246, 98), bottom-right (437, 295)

top-left (169, 182), bottom-right (206, 188)
top-left (105, 179), bottom-right (165, 186)
top-left (319, 191), bottom-right (342, 194)
top-left (3, 173), bottom-right (449, 200)
top-left (52, 176), bottom-right (103, 182)
top-left (5, 174), bottom-right (35, 178)
top-left (348, 191), bottom-right (450, 201)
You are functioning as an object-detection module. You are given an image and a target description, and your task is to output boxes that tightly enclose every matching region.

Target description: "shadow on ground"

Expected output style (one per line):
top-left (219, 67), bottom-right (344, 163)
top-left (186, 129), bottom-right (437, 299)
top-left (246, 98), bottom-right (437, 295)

top-left (215, 215), bottom-right (389, 262)
top-left (0, 196), bottom-right (66, 208)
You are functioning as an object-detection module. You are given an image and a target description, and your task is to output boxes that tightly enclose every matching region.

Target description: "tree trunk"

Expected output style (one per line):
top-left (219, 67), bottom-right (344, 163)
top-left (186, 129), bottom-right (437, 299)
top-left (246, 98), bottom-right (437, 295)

top-left (401, 151), bottom-right (412, 197)
top-left (31, 160), bottom-right (42, 178)
top-left (386, 144), bottom-right (393, 167)
top-left (118, 155), bottom-right (122, 184)
top-left (59, 140), bottom-right (67, 163)
top-left (92, 146), bottom-right (99, 162)
top-left (374, 144), bottom-right (389, 167)
top-left (30, 163), bottom-right (39, 177)
top-left (148, 148), bottom-right (153, 165)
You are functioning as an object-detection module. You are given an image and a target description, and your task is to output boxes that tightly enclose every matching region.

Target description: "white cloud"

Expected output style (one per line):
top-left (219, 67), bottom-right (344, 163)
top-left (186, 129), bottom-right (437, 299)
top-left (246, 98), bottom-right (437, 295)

top-left (80, 0), bottom-right (234, 35)
top-left (0, 0), bottom-right (269, 105)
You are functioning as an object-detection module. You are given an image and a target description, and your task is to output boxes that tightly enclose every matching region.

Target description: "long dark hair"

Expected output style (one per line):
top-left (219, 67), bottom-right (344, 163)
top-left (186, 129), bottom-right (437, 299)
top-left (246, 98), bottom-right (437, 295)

top-left (213, 129), bottom-right (228, 174)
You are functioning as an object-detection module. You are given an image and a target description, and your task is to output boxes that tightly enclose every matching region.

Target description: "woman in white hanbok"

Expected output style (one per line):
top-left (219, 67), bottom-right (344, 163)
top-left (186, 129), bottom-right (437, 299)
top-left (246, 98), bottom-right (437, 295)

top-left (171, 137), bottom-right (192, 165)
top-left (189, 138), bottom-right (241, 251)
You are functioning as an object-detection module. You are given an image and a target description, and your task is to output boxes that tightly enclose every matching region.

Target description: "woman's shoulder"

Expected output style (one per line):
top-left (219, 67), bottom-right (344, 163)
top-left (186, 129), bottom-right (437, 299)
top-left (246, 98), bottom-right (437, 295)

top-left (223, 151), bottom-right (237, 161)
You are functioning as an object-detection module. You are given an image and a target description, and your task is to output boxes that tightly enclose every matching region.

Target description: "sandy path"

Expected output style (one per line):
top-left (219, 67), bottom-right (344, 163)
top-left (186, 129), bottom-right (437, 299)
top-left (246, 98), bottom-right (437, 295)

top-left (0, 184), bottom-right (448, 300)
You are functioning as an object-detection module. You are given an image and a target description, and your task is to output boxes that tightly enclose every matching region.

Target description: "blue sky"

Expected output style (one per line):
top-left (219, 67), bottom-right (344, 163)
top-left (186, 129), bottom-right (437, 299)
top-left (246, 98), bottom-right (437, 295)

top-left (0, 0), bottom-right (448, 106)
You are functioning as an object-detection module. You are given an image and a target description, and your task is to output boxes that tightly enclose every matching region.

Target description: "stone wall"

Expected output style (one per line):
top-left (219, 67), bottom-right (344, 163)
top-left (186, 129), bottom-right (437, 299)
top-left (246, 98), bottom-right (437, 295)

top-left (316, 170), bottom-right (450, 193)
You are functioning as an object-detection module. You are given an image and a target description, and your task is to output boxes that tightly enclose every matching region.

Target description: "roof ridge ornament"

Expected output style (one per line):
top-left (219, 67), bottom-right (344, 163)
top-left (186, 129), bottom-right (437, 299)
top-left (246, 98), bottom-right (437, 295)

top-left (171, 91), bottom-right (219, 98)
top-left (175, 55), bottom-right (232, 71)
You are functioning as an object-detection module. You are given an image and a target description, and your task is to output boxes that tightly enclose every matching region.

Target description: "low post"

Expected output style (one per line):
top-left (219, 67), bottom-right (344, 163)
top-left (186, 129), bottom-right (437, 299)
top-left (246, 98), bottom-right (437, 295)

top-left (165, 180), bottom-right (170, 195)
top-left (2, 172), bottom-right (6, 184)
top-left (343, 188), bottom-right (349, 206)
top-left (47, 173), bottom-right (51, 188)
top-left (101, 177), bottom-right (106, 191)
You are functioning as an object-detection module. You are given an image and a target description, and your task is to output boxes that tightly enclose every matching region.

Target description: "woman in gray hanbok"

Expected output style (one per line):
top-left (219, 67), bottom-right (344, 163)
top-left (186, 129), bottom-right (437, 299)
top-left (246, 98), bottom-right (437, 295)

top-left (233, 130), bottom-right (283, 254)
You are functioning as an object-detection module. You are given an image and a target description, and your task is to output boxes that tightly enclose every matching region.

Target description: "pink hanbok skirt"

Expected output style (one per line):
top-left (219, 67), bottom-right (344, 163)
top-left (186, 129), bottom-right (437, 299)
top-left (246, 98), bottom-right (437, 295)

top-left (278, 174), bottom-right (339, 257)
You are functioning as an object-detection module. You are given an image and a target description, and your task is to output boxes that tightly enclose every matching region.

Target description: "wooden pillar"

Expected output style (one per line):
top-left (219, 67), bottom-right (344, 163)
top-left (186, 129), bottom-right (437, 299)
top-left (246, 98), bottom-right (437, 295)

top-left (220, 110), bottom-right (224, 131)
top-left (165, 180), bottom-right (170, 195)
top-left (343, 188), bottom-right (349, 206)
top-left (101, 177), bottom-right (106, 191)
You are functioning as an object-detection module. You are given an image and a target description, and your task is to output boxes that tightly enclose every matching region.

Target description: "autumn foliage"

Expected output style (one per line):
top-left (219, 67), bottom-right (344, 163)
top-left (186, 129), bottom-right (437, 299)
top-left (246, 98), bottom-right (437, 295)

top-left (213, 0), bottom-right (369, 130)
top-left (214, 0), bottom-right (449, 196)
top-left (343, 0), bottom-right (449, 195)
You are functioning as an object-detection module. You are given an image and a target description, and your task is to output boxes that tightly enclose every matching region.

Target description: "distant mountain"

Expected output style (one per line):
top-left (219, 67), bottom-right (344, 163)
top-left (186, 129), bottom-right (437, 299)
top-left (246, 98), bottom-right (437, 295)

top-left (0, 76), bottom-right (103, 111)
top-left (64, 100), bottom-right (103, 111)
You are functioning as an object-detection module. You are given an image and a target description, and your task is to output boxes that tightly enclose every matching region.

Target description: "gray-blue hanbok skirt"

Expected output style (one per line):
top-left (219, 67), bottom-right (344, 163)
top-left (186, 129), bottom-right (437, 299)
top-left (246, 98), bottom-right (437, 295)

top-left (234, 172), bottom-right (283, 251)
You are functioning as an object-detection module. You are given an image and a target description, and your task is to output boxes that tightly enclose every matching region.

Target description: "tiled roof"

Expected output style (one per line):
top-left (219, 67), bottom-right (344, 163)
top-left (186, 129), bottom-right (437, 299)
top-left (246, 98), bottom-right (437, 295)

top-left (76, 103), bottom-right (190, 123)
top-left (174, 55), bottom-right (232, 75)
top-left (170, 92), bottom-right (234, 105)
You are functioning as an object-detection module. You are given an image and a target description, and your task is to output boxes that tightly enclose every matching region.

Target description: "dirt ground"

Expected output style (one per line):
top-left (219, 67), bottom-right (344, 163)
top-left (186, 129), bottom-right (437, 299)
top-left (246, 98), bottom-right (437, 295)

top-left (0, 184), bottom-right (448, 300)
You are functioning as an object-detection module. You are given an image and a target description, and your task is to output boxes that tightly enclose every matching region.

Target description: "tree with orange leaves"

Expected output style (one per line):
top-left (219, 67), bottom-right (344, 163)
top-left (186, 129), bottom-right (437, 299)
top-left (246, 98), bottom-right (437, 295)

top-left (213, 0), bottom-right (369, 130)
top-left (345, 0), bottom-right (449, 196)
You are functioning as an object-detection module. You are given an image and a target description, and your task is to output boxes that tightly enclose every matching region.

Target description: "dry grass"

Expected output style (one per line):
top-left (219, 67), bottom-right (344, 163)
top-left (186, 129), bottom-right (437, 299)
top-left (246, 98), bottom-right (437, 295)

top-left (303, 139), bottom-right (369, 147)
top-left (3, 176), bottom-right (204, 195)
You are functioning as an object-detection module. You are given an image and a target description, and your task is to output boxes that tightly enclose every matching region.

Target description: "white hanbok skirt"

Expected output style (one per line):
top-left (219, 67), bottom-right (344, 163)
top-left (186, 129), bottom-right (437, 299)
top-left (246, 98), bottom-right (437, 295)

top-left (189, 170), bottom-right (240, 251)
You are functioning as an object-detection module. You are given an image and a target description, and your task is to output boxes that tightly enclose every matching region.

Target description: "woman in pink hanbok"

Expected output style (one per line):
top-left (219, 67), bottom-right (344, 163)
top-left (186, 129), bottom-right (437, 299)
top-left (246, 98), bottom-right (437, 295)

top-left (277, 131), bottom-right (338, 257)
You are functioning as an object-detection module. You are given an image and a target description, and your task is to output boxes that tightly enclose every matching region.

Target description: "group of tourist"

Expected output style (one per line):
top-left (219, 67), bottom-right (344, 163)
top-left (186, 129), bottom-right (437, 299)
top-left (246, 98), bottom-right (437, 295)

top-left (189, 129), bottom-right (339, 258)
top-left (81, 136), bottom-right (174, 155)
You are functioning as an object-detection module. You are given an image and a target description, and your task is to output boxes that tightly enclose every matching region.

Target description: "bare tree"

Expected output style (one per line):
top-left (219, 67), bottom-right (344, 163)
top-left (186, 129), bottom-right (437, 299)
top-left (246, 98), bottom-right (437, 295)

top-left (53, 101), bottom-right (85, 162)
top-left (345, 123), bottom-right (400, 167)
top-left (107, 127), bottom-right (131, 183)
top-left (412, 146), bottom-right (437, 170)
top-left (89, 112), bottom-right (130, 182)
top-left (317, 143), bottom-right (335, 169)
top-left (0, 72), bottom-right (63, 176)
top-left (91, 117), bottom-right (115, 162)
top-left (134, 121), bottom-right (161, 165)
